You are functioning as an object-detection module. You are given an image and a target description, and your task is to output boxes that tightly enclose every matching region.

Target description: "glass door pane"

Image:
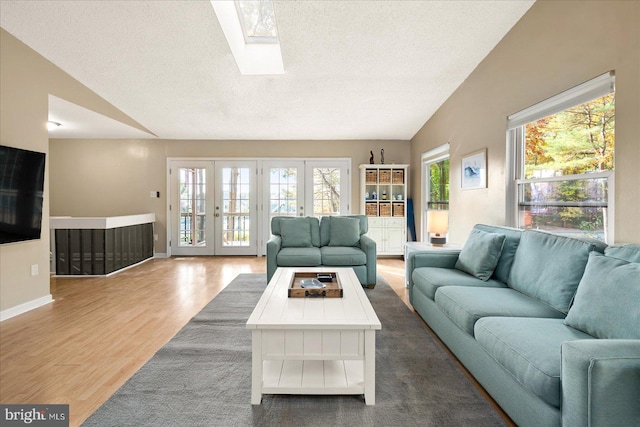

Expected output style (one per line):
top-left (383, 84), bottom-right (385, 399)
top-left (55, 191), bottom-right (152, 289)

top-left (170, 161), bottom-right (214, 256)
top-left (311, 167), bottom-right (341, 216)
top-left (215, 161), bottom-right (257, 255)
top-left (179, 167), bottom-right (206, 247)
top-left (269, 166), bottom-right (300, 218)
top-left (304, 160), bottom-right (350, 218)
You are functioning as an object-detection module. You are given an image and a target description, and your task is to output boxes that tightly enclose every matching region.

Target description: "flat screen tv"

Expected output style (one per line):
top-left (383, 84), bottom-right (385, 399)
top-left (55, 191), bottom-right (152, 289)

top-left (0, 145), bottom-right (46, 244)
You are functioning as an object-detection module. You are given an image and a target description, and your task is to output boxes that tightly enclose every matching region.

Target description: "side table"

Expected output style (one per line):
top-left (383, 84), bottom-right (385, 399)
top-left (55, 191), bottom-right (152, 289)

top-left (404, 241), bottom-right (462, 287)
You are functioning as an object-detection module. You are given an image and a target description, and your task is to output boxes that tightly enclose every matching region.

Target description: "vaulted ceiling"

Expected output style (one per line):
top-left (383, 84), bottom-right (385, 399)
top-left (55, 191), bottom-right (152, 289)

top-left (0, 1), bottom-right (534, 140)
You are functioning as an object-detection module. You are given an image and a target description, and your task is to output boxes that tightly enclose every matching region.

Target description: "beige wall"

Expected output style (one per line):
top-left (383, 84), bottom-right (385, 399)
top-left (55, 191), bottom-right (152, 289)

top-left (411, 0), bottom-right (640, 245)
top-left (0, 29), bottom-right (153, 313)
top-left (49, 139), bottom-right (410, 252)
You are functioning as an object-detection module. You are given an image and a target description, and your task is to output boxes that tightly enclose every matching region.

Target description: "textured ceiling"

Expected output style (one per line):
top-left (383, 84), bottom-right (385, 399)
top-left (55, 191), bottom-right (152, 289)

top-left (0, 1), bottom-right (534, 140)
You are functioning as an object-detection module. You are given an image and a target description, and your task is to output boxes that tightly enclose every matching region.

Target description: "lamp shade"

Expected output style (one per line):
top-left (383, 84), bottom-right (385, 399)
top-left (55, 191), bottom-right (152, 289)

top-left (426, 210), bottom-right (449, 234)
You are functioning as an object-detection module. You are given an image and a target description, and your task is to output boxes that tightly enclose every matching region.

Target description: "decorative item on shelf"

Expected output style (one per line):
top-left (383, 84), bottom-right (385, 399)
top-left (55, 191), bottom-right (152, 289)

top-left (369, 151), bottom-right (374, 164)
top-left (427, 210), bottom-right (449, 246)
top-left (380, 149), bottom-right (385, 164)
top-left (365, 191), bottom-right (369, 200)
top-left (396, 194), bottom-right (402, 200)
top-left (371, 191), bottom-right (377, 200)
top-left (382, 190), bottom-right (387, 200)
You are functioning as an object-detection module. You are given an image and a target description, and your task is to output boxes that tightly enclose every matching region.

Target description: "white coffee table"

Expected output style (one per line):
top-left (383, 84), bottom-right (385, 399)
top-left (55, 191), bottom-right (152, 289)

top-left (246, 267), bottom-right (381, 405)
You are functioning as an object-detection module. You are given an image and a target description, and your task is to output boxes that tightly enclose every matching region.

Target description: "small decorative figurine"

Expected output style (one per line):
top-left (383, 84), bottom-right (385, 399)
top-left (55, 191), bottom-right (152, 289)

top-left (369, 151), bottom-right (374, 164)
top-left (380, 149), bottom-right (385, 164)
top-left (372, 191), bottom-right (377, 200)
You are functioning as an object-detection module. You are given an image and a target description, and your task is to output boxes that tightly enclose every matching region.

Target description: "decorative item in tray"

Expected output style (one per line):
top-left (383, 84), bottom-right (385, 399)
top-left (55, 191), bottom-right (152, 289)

top-left (288, 272), bottom-right (343, 298)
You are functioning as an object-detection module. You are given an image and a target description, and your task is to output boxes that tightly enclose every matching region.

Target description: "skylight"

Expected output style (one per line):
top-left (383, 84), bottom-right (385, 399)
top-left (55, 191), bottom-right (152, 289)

top-left (211, 0), bottom-right (284, 75)
top-left (235, 0), bottom-right (278, 43)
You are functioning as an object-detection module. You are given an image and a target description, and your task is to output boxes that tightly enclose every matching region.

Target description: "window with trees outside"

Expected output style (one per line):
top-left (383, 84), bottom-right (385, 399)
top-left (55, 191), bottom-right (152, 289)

top-left (507, 72), bottom-right (615, 242)
top-left (422, 143), bottom-right (450, 241)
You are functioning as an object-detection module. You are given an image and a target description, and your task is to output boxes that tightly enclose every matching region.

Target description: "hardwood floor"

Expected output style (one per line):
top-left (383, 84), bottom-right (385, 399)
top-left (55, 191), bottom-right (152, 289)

top-left (0, 257), bottom-right (510, 426)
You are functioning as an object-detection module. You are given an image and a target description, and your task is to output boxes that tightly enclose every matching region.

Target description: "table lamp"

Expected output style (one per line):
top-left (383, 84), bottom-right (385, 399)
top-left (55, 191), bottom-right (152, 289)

top-left (427, 210), bottom-right (448, 246)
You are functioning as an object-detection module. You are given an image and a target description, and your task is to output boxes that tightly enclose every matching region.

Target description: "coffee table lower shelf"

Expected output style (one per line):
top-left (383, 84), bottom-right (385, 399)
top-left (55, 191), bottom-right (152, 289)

top-left (261, 359), bottom-right (365, 395)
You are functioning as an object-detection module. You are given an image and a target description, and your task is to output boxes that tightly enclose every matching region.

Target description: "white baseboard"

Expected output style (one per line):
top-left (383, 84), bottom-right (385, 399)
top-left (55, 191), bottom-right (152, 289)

top-left (0, 294), bottom-right (54, 322)
top-left (154, 253), bottom-right (168, 258)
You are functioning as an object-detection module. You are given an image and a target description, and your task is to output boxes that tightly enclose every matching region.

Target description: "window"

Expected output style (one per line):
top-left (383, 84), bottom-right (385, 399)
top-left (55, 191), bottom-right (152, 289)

top-left (507, 72), bottom-right (615, 242)
top-left (422, 144), bottom-right (450, 241)
top-left (428, 159), bottom-right (449, 210)
top-left (235, 0), bottom-right (278, 43)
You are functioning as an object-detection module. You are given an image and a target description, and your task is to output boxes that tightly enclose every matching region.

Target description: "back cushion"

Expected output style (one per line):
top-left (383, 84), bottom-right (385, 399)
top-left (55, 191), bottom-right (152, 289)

top-left (564, 252), bottom-right (640, 339)
top-left (280, 219), bottom-right (312, 248)
top-left (508, 230), bottom-right (596, 314)
top-left (473, 224), bottom-right (522, 284)
top-left (272, 216), bottom-right (320, 247)
top-left (605, 244), bottom-right (640, 263)
top-left (454, 229), bottom-right (506, 281)
top-left (320, 215), bottom-right (367, 246)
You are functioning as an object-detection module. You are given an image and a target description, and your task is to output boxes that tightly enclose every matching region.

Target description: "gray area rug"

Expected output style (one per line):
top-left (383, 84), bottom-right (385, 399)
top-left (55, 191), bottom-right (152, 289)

top-left (83, 274), bottom-right (506, 427)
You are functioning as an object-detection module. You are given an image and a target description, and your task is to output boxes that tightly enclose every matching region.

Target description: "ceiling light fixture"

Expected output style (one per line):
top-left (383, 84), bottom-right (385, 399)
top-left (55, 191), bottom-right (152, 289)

top-left (47, 121), bottom-right (61, 130)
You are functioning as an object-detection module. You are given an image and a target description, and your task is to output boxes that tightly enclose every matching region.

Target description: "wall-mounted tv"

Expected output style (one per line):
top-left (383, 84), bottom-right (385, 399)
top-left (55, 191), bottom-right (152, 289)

top-left (0, 145), bottom-right (46, 245)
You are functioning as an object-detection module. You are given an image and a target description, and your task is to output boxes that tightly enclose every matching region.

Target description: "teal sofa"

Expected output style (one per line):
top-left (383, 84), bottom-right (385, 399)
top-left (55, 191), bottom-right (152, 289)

top-left (266, 215), bottom-right (376, 287)
top-left (407, 224), bottom-right (640, 427)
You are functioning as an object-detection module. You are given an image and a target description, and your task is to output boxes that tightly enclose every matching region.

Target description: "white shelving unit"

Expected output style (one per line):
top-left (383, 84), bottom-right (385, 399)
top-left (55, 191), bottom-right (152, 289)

top-left (359, 164), bottom-right (408, 255)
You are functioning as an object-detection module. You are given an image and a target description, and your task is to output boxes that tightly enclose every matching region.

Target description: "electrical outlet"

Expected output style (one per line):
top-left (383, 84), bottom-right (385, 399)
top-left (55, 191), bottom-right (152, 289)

top-left (31, 264), bottom-right (39, 276)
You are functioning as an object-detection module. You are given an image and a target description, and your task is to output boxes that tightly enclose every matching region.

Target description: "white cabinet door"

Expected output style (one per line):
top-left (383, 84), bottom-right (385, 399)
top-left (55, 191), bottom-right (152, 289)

top-left (384, 226), bottom-right (406, 254)
top-left (366, 217), bottom-right (405, 255)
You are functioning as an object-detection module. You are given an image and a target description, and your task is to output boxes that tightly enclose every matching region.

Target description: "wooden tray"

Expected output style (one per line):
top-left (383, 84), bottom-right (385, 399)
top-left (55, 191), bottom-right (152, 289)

top-left (288, 272), bottom-right (343, 298)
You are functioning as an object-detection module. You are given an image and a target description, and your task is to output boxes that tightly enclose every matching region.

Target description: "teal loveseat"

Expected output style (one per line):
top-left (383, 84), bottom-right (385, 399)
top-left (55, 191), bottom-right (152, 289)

top-left (407, 224), bottom-right (640, 427)
top-left (266, 215), bottom-right (377, 287)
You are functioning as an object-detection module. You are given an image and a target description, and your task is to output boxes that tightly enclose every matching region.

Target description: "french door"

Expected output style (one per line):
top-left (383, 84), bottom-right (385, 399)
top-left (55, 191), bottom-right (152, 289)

top-left (215, 160), bottom-right (258, 256)
top-left (260, 160), bottom-right (350, 254)
top-left (170, 158), bottom-right (350, 257)
top-left (170, 160), bottom-right (257, 256)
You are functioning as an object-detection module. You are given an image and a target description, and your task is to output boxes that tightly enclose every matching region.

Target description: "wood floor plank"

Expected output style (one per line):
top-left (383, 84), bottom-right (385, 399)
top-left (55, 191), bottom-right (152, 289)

top-left (1, 256), bottom-right (511, 426)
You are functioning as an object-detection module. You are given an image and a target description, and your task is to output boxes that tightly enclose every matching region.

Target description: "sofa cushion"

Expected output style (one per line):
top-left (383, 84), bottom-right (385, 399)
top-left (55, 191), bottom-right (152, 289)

top-left (412, 267), bottom-right (506, 300)
top-left (564, 252), bottom-right (640, 339)
top-left (276, 247), bottom-right (322, 267)
top-left (604, 244), bottom-right (640, 263)
top-left (320, 215), bottom-right (368, 246)
top-left (272, 216), bottom-right (320, 247)
top-left (328, 216), bottom-right (361, 247)
top-left (473, 224), bottom-right (522, 284)
top-left (320, 246), bottom-right (367, 266)
top-left (508, 230), bottom-right (596, 314)
top-left (455, 229), bottom-right (506, 281)
top-left (279, 218), bottom-right (312, 248)
top-left (475, 317), bottom-right (595, 408)
top-left (435, 287), bottom-right (565, 335)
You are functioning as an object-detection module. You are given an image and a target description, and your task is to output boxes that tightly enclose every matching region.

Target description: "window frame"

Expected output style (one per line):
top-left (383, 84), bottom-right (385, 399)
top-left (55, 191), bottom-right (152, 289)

top-left (506, 71), bottom-right (615, 242)
top-left (421, 143), bottom-right (450, 242)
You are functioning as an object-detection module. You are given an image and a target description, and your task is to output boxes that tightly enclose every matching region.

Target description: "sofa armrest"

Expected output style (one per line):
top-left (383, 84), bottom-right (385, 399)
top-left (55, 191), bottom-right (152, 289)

top-left (406, 250), bottom-right (460, 288)
top-left (359, 234), bottom-right (377, 285)
top-left (561, 339), bottom-right (640, 427)
top-left (266, 235), bottom-right (282, 283)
